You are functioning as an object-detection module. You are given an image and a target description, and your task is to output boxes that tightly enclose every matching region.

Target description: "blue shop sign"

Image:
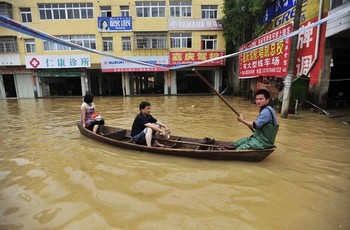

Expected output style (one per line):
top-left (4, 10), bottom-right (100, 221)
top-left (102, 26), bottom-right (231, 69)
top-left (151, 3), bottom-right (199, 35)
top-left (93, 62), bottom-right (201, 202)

top-left (260, 0), bottom-right (306, 24)
top-left (97, 16), bottom-right (132, 32)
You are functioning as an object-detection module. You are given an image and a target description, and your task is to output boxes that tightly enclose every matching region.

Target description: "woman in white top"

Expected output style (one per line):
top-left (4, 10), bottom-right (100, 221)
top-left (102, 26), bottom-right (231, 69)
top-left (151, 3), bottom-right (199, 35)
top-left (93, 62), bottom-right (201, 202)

top-left (81, 93), bottom-right (105, 134)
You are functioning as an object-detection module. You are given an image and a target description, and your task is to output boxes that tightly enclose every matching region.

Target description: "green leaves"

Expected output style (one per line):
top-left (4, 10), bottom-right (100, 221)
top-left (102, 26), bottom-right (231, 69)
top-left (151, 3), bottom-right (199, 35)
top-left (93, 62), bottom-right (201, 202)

top-left (222, 0), bottom-right (274, 51)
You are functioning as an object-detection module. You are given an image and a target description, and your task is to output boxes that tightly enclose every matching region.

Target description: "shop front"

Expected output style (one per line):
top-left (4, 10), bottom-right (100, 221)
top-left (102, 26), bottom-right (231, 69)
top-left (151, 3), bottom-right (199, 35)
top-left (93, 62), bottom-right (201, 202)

top-left (25, 54), bottom-right (91, 97)
top-left (169, 51), bottom-right (225, 95)
top-left (101, 56), bottom-right (168, 96)
top-left (0, 67), bottom-right (35, 99)
top-left (35, 69), bottom-right (83, 97)
top-left (0, 54), bottom-right (36, 99)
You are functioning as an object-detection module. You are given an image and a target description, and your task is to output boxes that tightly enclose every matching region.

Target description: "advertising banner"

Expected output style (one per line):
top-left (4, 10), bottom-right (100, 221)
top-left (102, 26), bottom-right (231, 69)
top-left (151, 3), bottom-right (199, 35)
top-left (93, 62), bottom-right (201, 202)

top-left (0, 54), bottom-right (21, 66)
top-left (26, 55), bottom-right (90, 69)
top-left (101, 56), bottom-right (168, 72)
top-left (168, 19), bottom-right (222, 31)
top-left (169, 51), bottom-right (225, 66)
top-left (265, 0), bottom-right (329, 30)
top-left (239, 23), bottom-right (293, 78)
top-left (97, 17), bottom-right (132, 32)
top-left (294, 16), bottom-right (326, 84)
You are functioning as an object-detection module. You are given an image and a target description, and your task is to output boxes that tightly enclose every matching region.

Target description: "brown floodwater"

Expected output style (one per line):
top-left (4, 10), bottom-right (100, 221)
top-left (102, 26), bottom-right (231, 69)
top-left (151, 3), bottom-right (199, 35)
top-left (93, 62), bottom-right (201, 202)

top-left (0, 96), bottom-right (349, 229)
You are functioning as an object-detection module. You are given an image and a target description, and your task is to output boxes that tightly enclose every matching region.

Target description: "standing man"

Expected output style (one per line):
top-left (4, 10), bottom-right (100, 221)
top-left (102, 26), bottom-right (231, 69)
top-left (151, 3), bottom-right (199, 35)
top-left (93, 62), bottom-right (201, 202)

top-left (131, 101), bottom-right (171, 147)
top-left (234, 89), bottom-right (279, 150)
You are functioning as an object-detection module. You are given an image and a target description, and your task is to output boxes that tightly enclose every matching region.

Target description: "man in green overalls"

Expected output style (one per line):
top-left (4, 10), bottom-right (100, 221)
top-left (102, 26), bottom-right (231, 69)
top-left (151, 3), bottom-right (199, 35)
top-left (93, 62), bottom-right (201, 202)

top-left (235, 89), bottom-right (279, 150)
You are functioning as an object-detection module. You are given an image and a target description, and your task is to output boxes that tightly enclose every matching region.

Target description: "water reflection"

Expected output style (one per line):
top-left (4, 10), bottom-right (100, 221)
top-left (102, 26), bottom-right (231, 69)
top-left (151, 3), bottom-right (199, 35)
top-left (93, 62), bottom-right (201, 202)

top-left (0, 96), bottom-right (349, 229)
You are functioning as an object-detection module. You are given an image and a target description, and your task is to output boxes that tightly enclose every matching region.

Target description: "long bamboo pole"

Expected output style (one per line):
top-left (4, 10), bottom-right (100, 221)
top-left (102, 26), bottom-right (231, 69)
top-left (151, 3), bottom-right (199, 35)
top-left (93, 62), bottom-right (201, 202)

top-left (192, 68), bottom-right (254, 133)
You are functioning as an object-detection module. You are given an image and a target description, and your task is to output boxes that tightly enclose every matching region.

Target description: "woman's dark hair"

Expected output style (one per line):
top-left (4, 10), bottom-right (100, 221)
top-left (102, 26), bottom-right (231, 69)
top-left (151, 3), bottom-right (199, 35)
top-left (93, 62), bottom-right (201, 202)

top-left (100, 19), bottom-right (108, 29)
top-left (255, 89), bottom-right (270, 100)
top-left (139, 101), bottom-right (150, 111)
top-left (84, 93), bottom-right (94, 103)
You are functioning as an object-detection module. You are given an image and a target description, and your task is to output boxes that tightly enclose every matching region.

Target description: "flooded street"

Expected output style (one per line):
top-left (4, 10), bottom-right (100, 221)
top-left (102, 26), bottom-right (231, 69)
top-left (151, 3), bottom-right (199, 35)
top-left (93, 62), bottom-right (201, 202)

top-left (0, 96), bottom-right (349, 229)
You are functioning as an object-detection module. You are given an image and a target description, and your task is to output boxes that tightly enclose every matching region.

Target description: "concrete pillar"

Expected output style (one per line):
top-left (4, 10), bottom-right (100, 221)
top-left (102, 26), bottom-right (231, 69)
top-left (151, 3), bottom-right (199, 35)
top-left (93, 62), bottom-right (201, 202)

top-left (164, 72), bottom-right (168, 95)
top-left (0, 75), bottom-right (5, 99)
top-left (35, 77), bottom-right (43, 98)
top-left (317, 39), bottom-right (332, 108)
top-left (122, 72), bottom-right (130, 96)
top-left (81, 70), bottom-right (88, 95)
top-left (171, 70), bottom-right (177, 95)
top-left (214, 69), bottom-right (222, 92)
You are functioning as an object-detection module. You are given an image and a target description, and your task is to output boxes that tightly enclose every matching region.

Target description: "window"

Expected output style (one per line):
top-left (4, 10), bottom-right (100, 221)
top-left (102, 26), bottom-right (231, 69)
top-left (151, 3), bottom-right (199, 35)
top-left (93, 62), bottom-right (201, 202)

top-left (120, 6), bottom-right (130, 16)
top-left (25, 39), bottom-right (36, 53)
top-left (136, 1), bottom-right (165, 17)
top-left (0, 3), bottom-right (13, 18)
top-left (201, 5), bottom-right (217, 19)
top-left (102, 37), bottom-right (113, 51)
top-left (0, 37), bottom-right (18, 52)
top-left (122, 37), bottom-right (131, 51)
top-left (20, 8), bottom-right (32, 22)
top-left (170, 1), bottom-right (191, 17)
top-left (331, 0), bottom-right (350, 9)
top-left (43, 35), bottom-right (96, 51)
top-left (201, 35), bottom-right (217, 50)
top-left (135, 32), bottom-right (167, 49)
top-left (100, 6), bottom-right (111, 17)
top-left (38, 3), bottom-right (93, 20)
top-left (170, 33), bottom-right (192, 48)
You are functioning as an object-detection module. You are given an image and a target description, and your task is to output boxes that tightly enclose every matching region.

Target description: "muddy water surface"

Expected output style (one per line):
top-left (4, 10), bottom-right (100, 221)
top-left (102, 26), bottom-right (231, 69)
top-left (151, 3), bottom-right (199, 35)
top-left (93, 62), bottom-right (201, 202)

top-left (0, 96), bottom-right (349, 229)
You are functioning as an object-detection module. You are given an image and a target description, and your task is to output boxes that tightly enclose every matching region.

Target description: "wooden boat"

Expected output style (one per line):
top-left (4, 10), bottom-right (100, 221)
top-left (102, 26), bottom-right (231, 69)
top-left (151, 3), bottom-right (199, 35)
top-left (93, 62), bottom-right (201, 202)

top-left (76, 122), bottom-right (275, 162)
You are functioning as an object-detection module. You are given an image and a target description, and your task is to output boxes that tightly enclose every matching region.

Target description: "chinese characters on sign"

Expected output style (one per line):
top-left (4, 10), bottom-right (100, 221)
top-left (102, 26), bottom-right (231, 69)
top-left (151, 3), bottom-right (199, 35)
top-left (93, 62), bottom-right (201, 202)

top-left (169, 51), bottom-right (225, 66)
top-left (294, 17), bottom-right (325, 84)
top-left (98, 17), bottom-right (132, 32)
top-left (25, 55), bottom-right (91, 69)
top-left (239, 23), bottom-right (292, 78)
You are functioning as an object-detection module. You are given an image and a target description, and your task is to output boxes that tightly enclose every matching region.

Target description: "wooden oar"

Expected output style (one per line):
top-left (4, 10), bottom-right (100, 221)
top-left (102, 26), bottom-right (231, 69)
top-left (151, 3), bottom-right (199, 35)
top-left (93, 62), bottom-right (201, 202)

top-left (192, 68), bottom-right (254, 133)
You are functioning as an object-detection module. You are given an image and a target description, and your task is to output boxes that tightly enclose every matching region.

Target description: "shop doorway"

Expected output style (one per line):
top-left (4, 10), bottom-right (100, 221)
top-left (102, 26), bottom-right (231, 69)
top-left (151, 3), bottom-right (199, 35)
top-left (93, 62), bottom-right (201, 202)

top-left (328, 37), bottom-right (350, 108)
top-left (130, 72), bottom-right (164, 95)
top-left (3, 74), bottom-right (17, 97)
top-left (43, 77), bottom-right (82, 96)
top-left (176, 70), bottom-right (213, 94)
top-left (101, 73), bottom-right (123, 95)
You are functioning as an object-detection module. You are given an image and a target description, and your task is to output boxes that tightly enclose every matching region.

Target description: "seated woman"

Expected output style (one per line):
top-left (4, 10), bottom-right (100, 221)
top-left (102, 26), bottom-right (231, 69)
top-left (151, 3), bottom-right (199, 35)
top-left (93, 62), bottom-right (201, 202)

top-left (80, 93), bottom-right (105, 134)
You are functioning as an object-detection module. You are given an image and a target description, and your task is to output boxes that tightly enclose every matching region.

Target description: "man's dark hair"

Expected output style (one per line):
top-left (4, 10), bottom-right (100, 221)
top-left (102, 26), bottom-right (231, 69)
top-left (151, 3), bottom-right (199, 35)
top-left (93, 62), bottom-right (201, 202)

top-left (255, 89), bottom-right (270, 99)
top-left (84, 93), bottom-right (94, 103)
top-left (139, 101), bottom-right (151, 111)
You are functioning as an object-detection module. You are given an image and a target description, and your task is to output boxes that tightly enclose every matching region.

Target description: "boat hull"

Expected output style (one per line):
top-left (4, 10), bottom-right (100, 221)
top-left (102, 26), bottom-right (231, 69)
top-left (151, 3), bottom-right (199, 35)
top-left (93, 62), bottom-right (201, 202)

top-left (76, 122), bottom-right (274, 162)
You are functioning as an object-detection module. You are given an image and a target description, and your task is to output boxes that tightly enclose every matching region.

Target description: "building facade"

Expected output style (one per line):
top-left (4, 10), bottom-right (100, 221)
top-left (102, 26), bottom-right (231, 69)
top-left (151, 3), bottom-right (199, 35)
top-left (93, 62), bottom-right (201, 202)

top-left (0, 0), bottom-right (225, 98)
top-left (236, 0), bottom-right (350, 109)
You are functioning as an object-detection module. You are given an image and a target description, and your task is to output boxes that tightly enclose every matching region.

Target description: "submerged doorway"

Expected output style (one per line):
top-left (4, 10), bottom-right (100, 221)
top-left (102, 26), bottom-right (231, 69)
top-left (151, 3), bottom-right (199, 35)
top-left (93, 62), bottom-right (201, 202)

top-left (3, 74), bottom-right (17, 98)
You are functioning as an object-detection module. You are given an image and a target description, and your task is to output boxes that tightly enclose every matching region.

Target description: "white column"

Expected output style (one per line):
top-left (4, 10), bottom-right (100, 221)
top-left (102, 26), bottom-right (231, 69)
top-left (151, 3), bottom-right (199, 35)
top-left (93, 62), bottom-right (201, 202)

top-left (35, 77), bottom-right (43, 98)
top-left (163, 72), bottom-right (168, 95)
top-left (81, 76), bottom-right (87, 95)
top-left (171, 70), bottom-right (177, 95)
top-left (0, 75), bottom-right (5, 99)
top-left (122, 72), bottom-right (130, 96)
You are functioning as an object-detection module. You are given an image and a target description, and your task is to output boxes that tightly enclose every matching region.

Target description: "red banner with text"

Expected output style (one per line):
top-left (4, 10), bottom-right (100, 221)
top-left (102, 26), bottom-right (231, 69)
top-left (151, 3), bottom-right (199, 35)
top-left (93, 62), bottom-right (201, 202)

top-left (239, 23), bottom-right (293, 78)
top-left (294, 16), bottom-right (326, 85)
top-left (170, 51), bottom-right (225, 66)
